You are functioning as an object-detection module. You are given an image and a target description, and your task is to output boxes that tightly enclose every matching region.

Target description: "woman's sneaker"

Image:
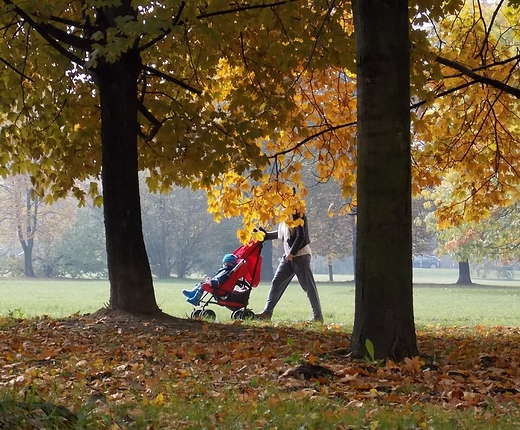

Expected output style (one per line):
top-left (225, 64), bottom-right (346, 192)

top-left (255, 311), bottom-right (272, 320)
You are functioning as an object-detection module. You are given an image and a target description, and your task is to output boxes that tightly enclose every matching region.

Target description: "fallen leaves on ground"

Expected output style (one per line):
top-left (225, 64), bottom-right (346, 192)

top-left (1, 309), bottom-right (520, 427)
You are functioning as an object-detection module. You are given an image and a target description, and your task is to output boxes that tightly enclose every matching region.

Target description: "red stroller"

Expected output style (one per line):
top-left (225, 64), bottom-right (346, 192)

top-left (189, 239), bottom-right (263, 320)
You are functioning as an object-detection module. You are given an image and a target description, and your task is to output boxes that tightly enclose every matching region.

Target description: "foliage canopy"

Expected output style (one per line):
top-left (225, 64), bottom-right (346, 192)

top-left (1, 0), bottom-right (520, 238)
top-left (0, 0), bottom-right (356, 241)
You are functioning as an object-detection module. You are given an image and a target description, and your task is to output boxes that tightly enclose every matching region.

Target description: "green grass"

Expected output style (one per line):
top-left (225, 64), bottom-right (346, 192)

top-left (2, 268), bottom-right (520, 327)
top-left (3, 377), bottom-right (519, 429)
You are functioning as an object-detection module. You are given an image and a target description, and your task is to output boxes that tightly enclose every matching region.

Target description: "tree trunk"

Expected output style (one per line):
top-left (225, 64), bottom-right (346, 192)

top-left (95, 38), bottom-right (159, 313)
top-left (19, 189), bottom-right (36, 277)
top-left (21, 238), bottom-right (34, 277)
top-left (456, 261), bottom-right (473, 285)
top-left (328, 257), bottom-right (334, 282)
top-left (350, 0), bottom-right (418, 361)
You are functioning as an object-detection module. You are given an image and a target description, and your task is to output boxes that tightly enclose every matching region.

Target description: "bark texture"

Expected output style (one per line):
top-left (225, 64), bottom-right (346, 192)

top-left (94, 3), bottom-right (159, 313)
top-left (350, 0), bottom-right (418, 361)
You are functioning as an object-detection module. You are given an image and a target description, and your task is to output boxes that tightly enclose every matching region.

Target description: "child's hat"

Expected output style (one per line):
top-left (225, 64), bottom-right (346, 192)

top-left (222, 254), bottom-right (238, 266)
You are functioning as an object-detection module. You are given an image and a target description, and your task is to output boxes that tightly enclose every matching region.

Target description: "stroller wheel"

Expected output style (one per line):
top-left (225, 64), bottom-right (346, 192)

top-left (231, 310), bottom-right (243, 320)
top-left (201, 309), bottom-right (216, 320)
top-left (191, 309), bottom-right (203, 319)
top-left (241, 309), bottom-right (255, 320)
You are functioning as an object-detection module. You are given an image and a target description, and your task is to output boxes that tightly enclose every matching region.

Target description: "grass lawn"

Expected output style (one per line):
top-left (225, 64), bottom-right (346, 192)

top-left (2, 268), bottom-right (520, 327)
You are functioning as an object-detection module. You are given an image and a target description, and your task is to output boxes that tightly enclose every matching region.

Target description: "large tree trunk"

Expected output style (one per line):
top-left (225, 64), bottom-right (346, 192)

top-left (350, 0), bottom-right (418, 361)
top-left (95, 9), bottom-right (159, 313)
top-left (456, 261), bottom-right (473, 285)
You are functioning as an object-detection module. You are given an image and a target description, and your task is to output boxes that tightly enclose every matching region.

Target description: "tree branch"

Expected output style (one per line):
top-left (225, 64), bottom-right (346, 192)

top-left (138, 1), bottom-right (296, 51)
top-left (2, 0), bottom-right (86, 67)
top-left (46, 14), bottom-right (98, 32)
top-left (475, 0), bottom-right (506, 62)
top-left (436, 55), bottom-right (520, 99)
top-left (137, 102), bottom-right (163, 142)
top-left (143, 65), bottom-right (202, 95)
top-left (197, 0), bottom-right (298, 19)
top-left (39, 21), bottom-right (93, 51)
top-left (0, 56), bottom-right (34, 82)
top-left (269, 50), bottom-right (520, 160)
top-left (139, 2), bottom-right (185, 52)
top-left (267, 122), bottom-right (356, 159)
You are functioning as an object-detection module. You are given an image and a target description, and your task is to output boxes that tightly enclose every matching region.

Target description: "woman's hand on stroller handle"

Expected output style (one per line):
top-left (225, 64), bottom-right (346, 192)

top-left (253, 226), bottom-right (267, 242)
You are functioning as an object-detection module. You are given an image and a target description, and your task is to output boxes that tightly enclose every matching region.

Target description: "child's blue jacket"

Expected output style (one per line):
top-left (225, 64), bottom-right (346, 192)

top-left (209, 265), bottom-right (234, 288)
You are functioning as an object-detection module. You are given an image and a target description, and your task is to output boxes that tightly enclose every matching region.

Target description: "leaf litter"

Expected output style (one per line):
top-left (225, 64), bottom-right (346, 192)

top-left (1, 309), bottom-right (520, 428)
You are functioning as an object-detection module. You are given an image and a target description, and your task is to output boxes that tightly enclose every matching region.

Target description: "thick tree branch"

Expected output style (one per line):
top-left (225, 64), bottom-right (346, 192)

top-left (436, 55), bottom-right (520, 99)
top-left (2, 0), bottom-right (86, 67)
top-left (143, 65), bottom-right (202, 95)
top-left (47, 14), bottom-right (98, 32)
top-left (39, 22), bottom-right (93, 51)
top-left (137, 102), bottom-right (163, 142)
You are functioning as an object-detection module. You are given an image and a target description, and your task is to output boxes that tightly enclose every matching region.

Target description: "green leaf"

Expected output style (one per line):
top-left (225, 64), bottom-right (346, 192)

top-left (365, 339), bottom-right (375, 362)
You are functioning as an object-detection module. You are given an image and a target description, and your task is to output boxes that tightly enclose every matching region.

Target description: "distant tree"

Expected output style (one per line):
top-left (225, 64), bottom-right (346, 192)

top-left (30, 199), bottom-right (77, 277)
top-left (412, 195), bottom-right (437, 256)
top-left (0, 176), bottom-right (37, 276)
top-left (141, 186), bottom-right (207, 279)
top-left (141, 190), bottom-right (175, 279)
top-left (425, 174), bottom-right (520, 284)
top-left (197, 217), bottom-right (243, 277)
top-left (306, 181), bottom-right (354, 282)
top-left (141, 184), bottom-right (241, 279)
top-left (0, 174), bottom-right (100, 278)
top-left (46, 204), bottom-right (107, 278)
top-left (434, 201), bottom-right (520, 285)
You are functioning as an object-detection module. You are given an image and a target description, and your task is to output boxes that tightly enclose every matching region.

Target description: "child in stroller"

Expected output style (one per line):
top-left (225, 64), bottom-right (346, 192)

top-left (182, 240), bottom-right (263, 320)
top-left (182, 253), bottom-right (239, 306)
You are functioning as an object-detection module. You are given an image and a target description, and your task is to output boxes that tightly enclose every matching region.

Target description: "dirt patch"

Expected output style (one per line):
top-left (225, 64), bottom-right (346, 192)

top-left (84, 307), bottom-right (210, 332)
top-left (76, 307), bottom-right (327, 341)
top-left (83, 307), bottom-right (270, 337)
